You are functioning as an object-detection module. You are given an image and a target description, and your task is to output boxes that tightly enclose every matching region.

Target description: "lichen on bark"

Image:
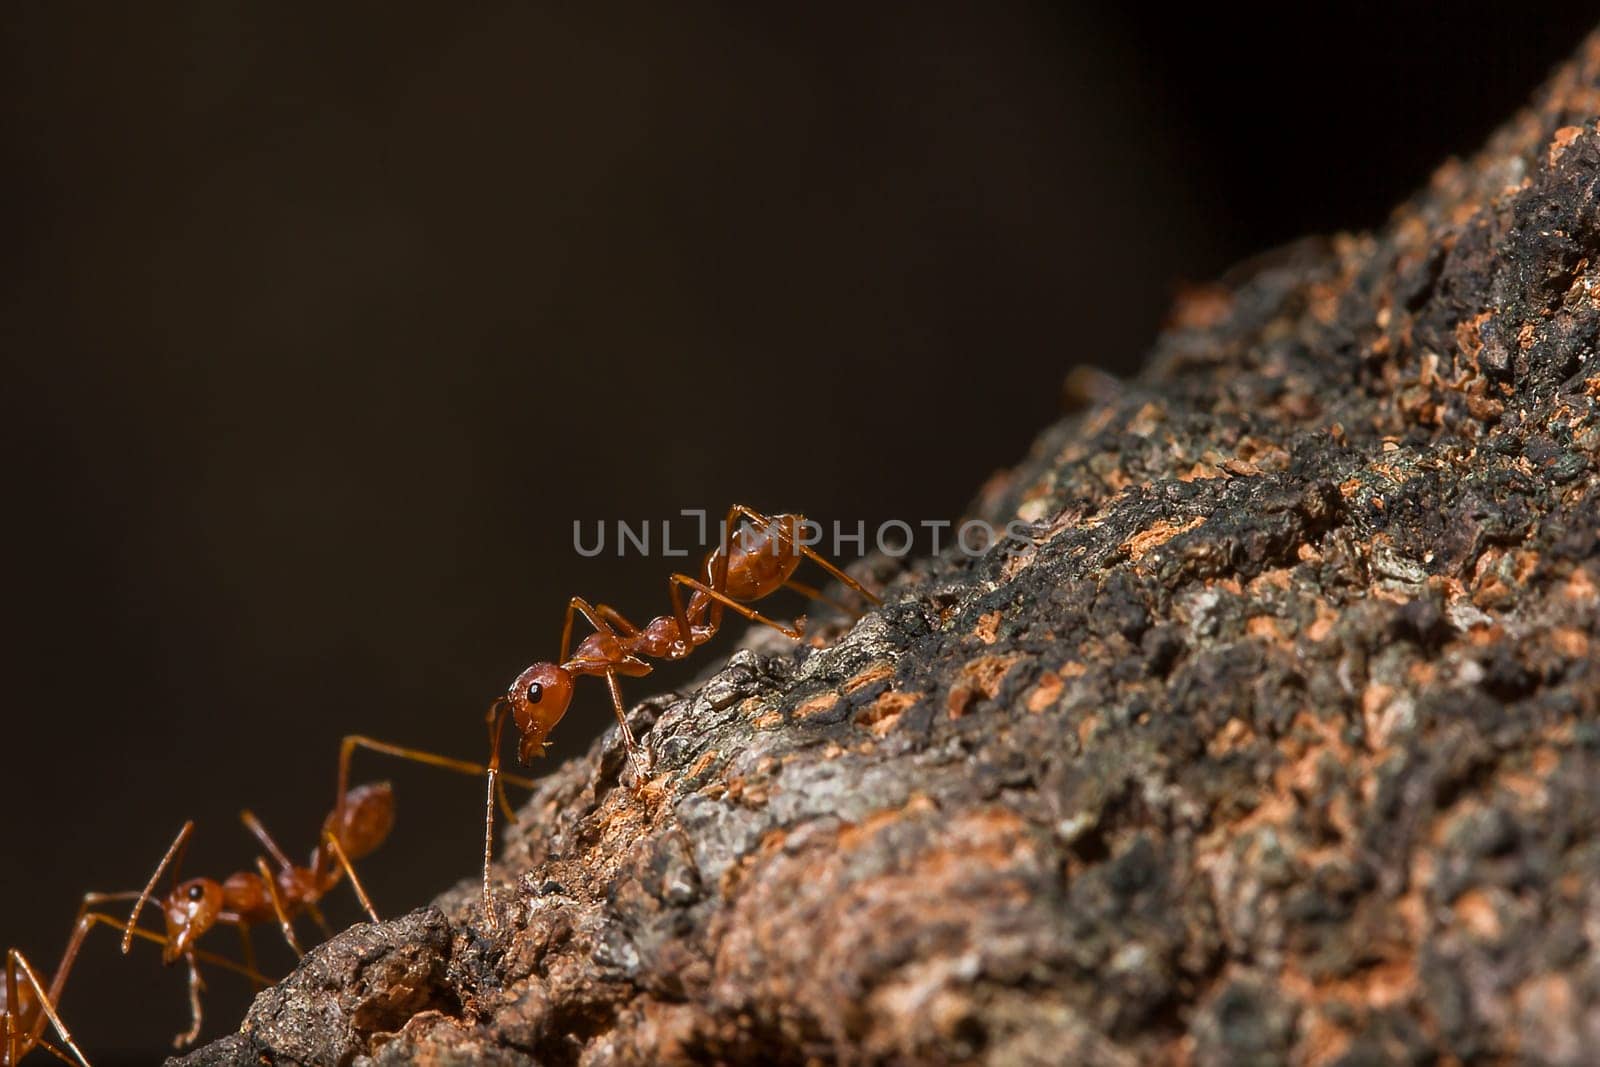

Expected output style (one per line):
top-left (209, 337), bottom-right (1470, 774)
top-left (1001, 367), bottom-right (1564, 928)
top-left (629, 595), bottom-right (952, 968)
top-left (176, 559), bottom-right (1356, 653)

top-left (177, 31), bottom-right (1600, 1067)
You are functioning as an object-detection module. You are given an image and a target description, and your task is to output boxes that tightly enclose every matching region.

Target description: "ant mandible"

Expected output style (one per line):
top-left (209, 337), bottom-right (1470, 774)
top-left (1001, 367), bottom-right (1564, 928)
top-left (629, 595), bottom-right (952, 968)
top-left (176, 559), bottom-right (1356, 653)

top-left (479, 504), bottom-right (880, 917)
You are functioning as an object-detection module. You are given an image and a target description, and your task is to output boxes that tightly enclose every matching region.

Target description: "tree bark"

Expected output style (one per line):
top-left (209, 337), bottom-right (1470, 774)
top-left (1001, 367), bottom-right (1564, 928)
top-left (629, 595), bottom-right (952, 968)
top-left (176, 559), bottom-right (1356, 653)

top-left (177, 31), bottom-right (1600, 1067)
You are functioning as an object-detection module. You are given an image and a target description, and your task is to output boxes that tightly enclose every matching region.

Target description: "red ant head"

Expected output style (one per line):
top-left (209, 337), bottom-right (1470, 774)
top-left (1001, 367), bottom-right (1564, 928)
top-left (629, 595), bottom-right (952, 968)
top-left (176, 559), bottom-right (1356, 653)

top-left (508, 662), bottom-right (574, 762)
top-left (162, 879), bottom-right (224, 962)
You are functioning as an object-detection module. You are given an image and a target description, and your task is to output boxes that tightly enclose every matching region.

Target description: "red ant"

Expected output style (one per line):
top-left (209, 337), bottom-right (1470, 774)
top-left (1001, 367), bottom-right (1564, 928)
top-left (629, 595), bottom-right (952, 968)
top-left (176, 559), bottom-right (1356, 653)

top-left (480, 505), bottom-right (879, 916)
top-left (121, 785), bottom-right (387, 1047)
top-left (5, 894), bottom-right (262, 1065)
top-left (125, 738), bottom-right (533, 1048)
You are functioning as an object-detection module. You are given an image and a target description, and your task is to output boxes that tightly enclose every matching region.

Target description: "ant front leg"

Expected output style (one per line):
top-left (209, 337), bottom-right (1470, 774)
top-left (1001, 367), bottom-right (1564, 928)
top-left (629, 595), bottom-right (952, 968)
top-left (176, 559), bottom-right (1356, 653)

top-left (176, 954), bottom-right (205, 1049)
top-left (482, 697), bottom-right (511, 931)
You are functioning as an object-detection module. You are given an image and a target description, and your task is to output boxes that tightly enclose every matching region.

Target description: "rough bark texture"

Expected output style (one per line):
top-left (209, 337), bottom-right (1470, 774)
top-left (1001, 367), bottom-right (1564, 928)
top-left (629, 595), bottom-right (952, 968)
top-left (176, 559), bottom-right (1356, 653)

top-left (176, 33), bottom-right (1600, 1067)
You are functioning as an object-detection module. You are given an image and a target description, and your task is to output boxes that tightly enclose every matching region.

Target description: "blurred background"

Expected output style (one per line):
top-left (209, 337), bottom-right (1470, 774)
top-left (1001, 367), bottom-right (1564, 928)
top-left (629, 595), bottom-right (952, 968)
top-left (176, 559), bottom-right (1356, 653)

top-left (3, 2), bottom-right (1595, 1058)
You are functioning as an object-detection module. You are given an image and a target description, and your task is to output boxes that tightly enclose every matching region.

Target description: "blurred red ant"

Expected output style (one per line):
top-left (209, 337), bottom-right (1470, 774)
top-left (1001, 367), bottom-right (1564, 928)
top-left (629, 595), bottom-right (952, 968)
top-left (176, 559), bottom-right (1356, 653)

top-left (122, 784), bottom-right (387, 1047)
top-left (5, 893), bottom-right (262, 1064)
top-left (481, 504), bottom-right (879, 917)
top-left (127, 737), bottom-right (532, 1047)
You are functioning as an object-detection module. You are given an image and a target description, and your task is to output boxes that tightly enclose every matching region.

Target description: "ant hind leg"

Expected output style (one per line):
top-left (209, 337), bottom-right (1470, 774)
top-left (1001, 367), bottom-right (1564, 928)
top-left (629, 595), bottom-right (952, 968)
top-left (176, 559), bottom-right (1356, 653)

top-left (321, 830), bottom-right (381, 923)
top-left (669, 574), bottom-right (804, 640)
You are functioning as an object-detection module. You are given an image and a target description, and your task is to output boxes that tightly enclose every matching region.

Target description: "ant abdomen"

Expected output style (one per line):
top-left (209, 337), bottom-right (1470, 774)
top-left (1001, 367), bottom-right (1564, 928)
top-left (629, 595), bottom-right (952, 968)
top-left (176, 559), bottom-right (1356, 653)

top-left (321, 782), bottom-right (395, 863)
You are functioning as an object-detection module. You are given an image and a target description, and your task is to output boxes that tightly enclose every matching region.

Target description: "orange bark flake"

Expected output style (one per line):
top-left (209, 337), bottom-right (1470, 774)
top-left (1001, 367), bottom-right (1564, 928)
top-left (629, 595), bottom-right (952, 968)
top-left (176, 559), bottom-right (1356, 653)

top-left (856, 691), bottom-right (917, 738)
top-left (1124, 516), bottom-right (1204, 562)
top-left (946, 654), bottom-right (1021, 719)
top-left (1026, 671), bottom-right (1063, 713)
top-left (843, 662), bottom-right (895, 694)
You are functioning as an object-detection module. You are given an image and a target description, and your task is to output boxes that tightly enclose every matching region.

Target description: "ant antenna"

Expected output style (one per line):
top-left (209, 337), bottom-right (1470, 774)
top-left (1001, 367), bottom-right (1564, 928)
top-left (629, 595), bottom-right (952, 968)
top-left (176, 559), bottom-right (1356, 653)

top-left (122, 821), bottom-right (194, 954)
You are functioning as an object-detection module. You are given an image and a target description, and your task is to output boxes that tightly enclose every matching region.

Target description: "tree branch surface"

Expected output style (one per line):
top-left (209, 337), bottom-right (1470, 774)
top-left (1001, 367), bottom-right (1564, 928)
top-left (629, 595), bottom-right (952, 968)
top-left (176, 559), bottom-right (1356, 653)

top-left (178, 32), bottom-right (1600, 1067)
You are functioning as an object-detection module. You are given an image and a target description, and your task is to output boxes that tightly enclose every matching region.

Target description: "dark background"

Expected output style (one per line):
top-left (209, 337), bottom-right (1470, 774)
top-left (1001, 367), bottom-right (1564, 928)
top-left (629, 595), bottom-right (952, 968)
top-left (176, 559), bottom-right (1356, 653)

top-left (3, 3), bottom-right (1594, 1059)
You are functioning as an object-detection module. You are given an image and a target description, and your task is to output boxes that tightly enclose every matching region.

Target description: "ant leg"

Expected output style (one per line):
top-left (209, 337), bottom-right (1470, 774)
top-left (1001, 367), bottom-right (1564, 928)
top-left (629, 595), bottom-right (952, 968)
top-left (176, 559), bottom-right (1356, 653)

top-left (176, 954), bottom-right (205, 1048)
top-left (7, 949), bottom-right (90, 1067)
top-left (560, 596), bottom-right (616, 662)
top-left (255, 858), bottom-right (303, 957)
top-left (602, 669), bottom-right (646, 784)
top-left (63, 891), bottom-right (141, 1001)
top-left (239, 811), bottom-right (294, 872)
top-left (795, 546), bottom-right (881, 606)
top-left (482, 697), bottom-right (510, 930)
top-left (782, 578), bottom-right (855, 617)
top-left (322, 830), bottom-right (381, 923)
top-left (670, 574), bottom-right (805, 639)
top-left (236, 926), bottom-right (264, 991)
top-left (594, 604), bottom-right (640, 636)
top-left (339, 735), bottom-right (536, 792)
top-left (5, 947), bottom-right (19, 1065)
top-left (33, 1038), bottom-right (80, 1066)
top-left (124, 822), bottom-right (193, 954)
top-left (331, 733), bottom-right (536, 881)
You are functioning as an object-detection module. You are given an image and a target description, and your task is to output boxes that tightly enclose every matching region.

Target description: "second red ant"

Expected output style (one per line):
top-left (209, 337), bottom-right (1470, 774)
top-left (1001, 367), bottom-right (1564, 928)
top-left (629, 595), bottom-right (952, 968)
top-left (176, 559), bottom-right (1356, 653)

top-left (122, 736), bottom-right (532, 1048)
top-left (479, 504), bottom-right (879, 919)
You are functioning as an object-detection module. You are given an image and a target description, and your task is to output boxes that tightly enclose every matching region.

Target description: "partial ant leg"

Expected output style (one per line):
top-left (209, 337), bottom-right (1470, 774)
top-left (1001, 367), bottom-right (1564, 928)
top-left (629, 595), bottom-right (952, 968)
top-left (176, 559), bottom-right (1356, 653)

top-left (6, 949), bottom-right (89, 1067)
top-left (124, 822), bottom-right (194, 954)
top-left (560, 596), bottom-right (617, 662)
top-left (177, 954), bottom-right (205, 1048)
top-left (236, 926), bottom-right (263, 991)
top-left (602, 668), bottom-right (646, 784)
top-left (595, 604), bottom-right (640, 636)
top-left (334, 735), bottom-right (533, 830)
top-left (482, 697), bottom-right (510, 930)
top-left (793, 545), bottom-right (880, 606)
top-left (239, 810), bottom-right (294, 872)
top-left (29, 1038), bottom-right (81, 1067)
top-left (4, 943), bottom-right (18, 1065)
top-left (727, 503), bottom-right (881, 606)
top-left (783, 578), bottom-right (855, 618)
top-left (321, 830), bottom-right (380, 924)
top-left (669, 574), bottom-right (805, 640)
top-left (254, 858), bottom-right (303, 957)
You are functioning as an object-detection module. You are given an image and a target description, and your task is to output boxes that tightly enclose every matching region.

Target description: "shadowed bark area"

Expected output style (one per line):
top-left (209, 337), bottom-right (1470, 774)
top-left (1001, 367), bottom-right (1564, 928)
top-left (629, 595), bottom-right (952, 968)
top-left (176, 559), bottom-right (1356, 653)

top-left (176, 31), bottom-right (1600, 1067)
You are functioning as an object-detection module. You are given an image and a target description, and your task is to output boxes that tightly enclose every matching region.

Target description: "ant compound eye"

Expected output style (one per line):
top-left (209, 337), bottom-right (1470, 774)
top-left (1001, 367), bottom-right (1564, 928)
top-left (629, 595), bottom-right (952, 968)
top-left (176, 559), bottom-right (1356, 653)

top-left (187, 885), bottom-right (205, 901)
top-left (526, 682), bottom-right (544, 704)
